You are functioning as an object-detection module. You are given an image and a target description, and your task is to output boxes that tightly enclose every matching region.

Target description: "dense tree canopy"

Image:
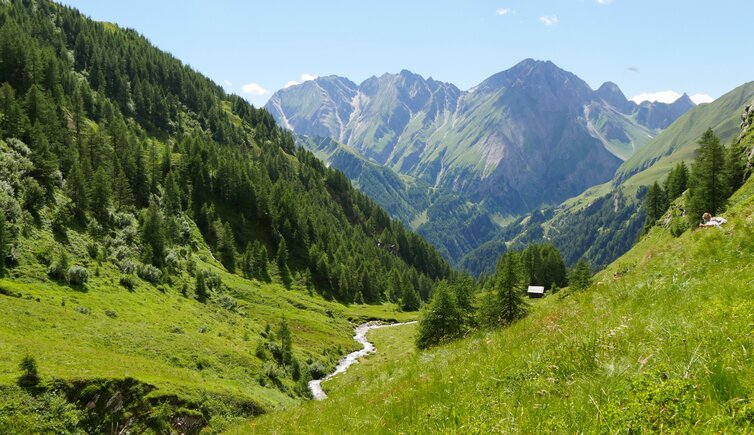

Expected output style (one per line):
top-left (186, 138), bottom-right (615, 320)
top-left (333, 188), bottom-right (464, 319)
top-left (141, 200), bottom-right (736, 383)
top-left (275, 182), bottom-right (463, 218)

top-left (0, 0), bottom-right (450, 304)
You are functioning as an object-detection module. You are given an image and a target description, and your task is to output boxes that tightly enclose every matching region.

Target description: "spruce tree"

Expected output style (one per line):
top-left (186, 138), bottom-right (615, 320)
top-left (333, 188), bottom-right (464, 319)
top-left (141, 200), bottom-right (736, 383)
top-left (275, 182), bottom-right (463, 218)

top-left (219, 221), bottom-right (237, 273)
top-left (254, 241), bottom-right (268, 280)
top-left (17, 355), bottom-right (40, 389)
top-left (569, 259), bottom-right (592, 291)
top-left (141, 203), bottom-right (165, 267)
top-left (67, 159), bottom-right (88, 223)
top-left (112, 163), bottom-right (134, 210)
top-left (242, 242), bottom-right (254, 278)
top-left (664, 161), bottom-right (688, 201)
top-left (90, 167), bottom-right (112, 225)
top-left (163, 171), bottom-right (181, 216)
top-left (495, 252), bottom-right (528, 326)
top-left (416, 282), bottom-right (461, 349)
top-left (195, 271), bottom-right (208, 303)
top-left (688, 128), bottom-right (728, 226)
top-left (400, 285), bottom-right (421, 311)
top-left (276, 238), bottom-right (288, 270)
top-left (644, 181), bottom-right (667, 230)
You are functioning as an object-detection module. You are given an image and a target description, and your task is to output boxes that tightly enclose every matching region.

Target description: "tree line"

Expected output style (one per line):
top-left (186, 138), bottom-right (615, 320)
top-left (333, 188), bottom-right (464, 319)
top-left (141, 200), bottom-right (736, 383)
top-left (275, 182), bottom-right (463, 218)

top-left (417, 243), bottom-right (589, 349)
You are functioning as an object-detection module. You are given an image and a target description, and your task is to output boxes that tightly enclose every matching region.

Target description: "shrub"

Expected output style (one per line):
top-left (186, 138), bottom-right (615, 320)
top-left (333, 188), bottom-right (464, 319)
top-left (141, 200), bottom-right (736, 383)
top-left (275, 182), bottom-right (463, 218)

top-left (264, 362), bottom-right (281, 380)
top-left (74, 306), bottom-right (90, 315)
top-left (118, 259), bottom-right (138, 275)
top-left (119, 274), bottom-right (136, 290)
top-left (86, 242), bottom-right (100, 259)
top-left (17, 355), bottom-right (40, 388)
top-left (138, 264), bottom-right (162, 283)
top-left (47, 251), bottom-right (69, 281)
top-left (308, 360), bottom-right (327, 380)
top-left (670, 219), bottom-right (688, 238)
top-left (104, 309), bottom-right (117, 318)
top-left (66, 266), bottom-right (88, 285)
top-left (215, 293), bottom-right (238, 311)
top-left (255, 341), bottom-right (267, 360)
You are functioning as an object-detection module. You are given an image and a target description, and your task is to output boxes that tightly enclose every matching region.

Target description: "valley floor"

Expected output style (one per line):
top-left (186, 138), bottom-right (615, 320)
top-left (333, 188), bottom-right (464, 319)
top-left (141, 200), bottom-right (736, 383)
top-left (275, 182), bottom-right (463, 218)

top-left (234, 177), bottom-right (754, 434)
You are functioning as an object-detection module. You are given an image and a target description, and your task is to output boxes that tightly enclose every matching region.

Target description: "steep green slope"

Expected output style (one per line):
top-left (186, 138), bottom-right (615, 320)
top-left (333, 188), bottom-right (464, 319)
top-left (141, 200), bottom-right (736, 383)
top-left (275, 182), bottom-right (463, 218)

top-left (237, 167), bottom-right (754, 434)
top-left (0, 1), bottom-right (449, 432)
top-left (296, 135), bottom-right (500, 263)
top-left (616, 81), bottom-right (754, 183)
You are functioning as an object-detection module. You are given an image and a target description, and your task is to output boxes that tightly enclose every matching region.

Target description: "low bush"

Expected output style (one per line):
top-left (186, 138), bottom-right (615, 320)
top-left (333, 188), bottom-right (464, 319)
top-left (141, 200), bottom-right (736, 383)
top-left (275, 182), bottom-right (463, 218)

top-left (119, 274), bottom-right (136, 290)
top-left (138, 264), bottom-right (162, 283)
top-left (66, 266), bottom-right (88, 285)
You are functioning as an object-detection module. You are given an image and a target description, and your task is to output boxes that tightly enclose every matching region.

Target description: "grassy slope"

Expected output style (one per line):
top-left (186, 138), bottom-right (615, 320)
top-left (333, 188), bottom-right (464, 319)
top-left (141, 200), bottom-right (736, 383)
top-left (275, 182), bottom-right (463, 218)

top-left (237, 176), bottom-right (754, 433)
top-left (0, 204), bottom-right (417, 429)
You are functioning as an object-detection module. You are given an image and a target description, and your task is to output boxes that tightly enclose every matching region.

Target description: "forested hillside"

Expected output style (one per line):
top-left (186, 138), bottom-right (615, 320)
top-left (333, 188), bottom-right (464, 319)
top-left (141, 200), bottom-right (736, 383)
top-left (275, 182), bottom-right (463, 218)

top-left (0, 0), bottom-right (448, 302)
top-left (0, 0), bottom-right (449, 432)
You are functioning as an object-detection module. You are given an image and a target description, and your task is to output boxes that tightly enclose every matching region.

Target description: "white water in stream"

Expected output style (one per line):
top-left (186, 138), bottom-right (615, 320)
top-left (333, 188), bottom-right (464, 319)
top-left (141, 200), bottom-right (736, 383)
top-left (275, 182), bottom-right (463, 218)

top-left (308, 321), bottom-right (417, 400)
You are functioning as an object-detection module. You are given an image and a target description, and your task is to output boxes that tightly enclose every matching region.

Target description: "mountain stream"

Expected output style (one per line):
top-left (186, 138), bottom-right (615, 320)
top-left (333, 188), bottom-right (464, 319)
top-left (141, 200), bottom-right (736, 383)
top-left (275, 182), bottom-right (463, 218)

top-left (308, 321), bottom-right (417, 400)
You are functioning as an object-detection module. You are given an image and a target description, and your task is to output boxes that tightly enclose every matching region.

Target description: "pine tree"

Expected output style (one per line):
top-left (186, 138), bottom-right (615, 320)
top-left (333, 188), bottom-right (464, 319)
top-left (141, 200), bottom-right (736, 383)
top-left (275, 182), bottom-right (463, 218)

top-left (195, 271), bottom-right (208, 303)
top-left (495, 252), bottom-right (528, 326)
top-left (90, 167), bottom-right (112, 225)
top-left (416, 282), bottom-right (461, 349)
top-left (141, 203), bottom-right (165, 267)
top-left (664, 161), bottom-right (689, 201)
top-left (276, 238), bottom-right (288, 270)
top-left (400, 285), bottom-right (421, 311)
top-left (569, 259), bottom-right (592, 291)
top-left (219, 221), bottom-right (237, 273)
top-left (644, 181), bottom-right (667, 230)
top-left (688, 128), bottom-right (728, 226)
top-left (67, 159), bottom-right (88, 223)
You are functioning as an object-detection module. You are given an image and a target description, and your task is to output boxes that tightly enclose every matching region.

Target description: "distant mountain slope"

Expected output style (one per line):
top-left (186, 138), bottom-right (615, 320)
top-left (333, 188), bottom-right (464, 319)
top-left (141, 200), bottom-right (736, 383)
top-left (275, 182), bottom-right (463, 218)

top-left (267, 59), bottom-right (692, 217)
top-left (461, 81), bottom-right (754, 276)
top-left (296, 135), bottom-right (499, 262)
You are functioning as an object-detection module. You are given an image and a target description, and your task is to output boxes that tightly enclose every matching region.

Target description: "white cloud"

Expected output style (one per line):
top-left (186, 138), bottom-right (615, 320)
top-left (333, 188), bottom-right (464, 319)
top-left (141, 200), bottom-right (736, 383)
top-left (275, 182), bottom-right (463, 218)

top-left (223, 79), bottom-right (233, 87)
top-left (629, 90), bottom-right (685, 104)
top-left (300, 73), bottom-right (318, 82)
top-left (690, 94), bottom-right (714, 105)
top-left (241, 82), bottom-right (268, 96)
top-left (285, 81), bottom-right (301, 88)
top-left (539, 15), bottom-right (559, 26)
top-left (496, 8), bottom-right (511, 16)
top-left (596, 0), bottom-right (613, 4)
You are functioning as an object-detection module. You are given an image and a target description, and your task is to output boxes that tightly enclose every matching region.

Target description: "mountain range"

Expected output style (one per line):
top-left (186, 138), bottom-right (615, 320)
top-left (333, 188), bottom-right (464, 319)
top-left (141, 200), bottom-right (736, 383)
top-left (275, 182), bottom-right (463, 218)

top-left (266, 60), bottom-right (696, 263)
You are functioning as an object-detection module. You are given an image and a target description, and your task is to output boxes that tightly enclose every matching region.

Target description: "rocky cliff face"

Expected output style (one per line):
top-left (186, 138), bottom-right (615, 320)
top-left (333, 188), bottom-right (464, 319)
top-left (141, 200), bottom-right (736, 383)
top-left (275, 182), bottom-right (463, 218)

top-left (738, 99), bottom-right (754, 176)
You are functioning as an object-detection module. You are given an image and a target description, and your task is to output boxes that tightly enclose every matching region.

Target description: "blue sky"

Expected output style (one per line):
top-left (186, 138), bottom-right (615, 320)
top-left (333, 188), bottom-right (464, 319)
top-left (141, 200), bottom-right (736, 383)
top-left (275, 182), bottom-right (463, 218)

top-left (59, 0), bottom-right (753, 108)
